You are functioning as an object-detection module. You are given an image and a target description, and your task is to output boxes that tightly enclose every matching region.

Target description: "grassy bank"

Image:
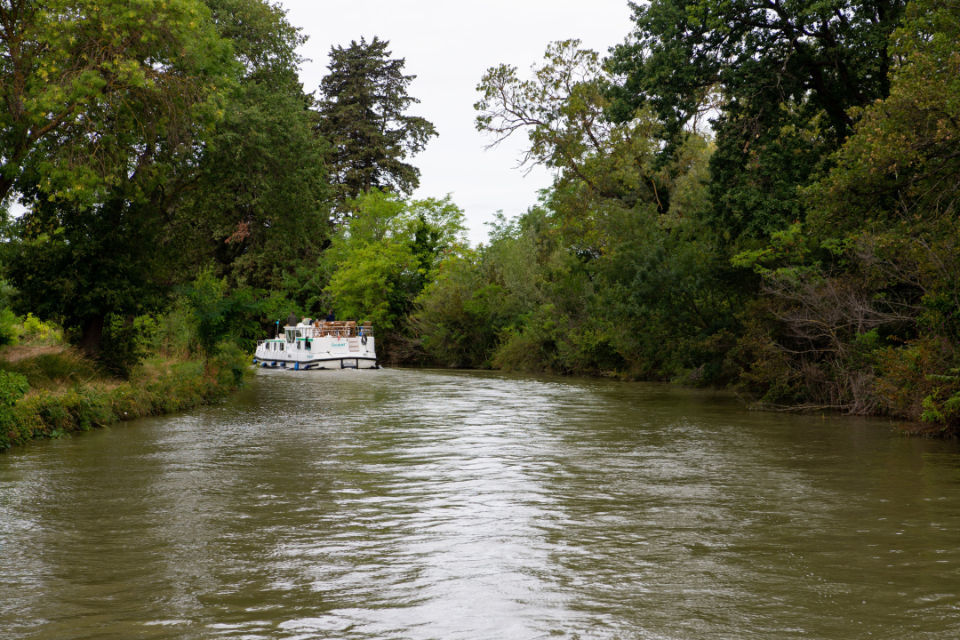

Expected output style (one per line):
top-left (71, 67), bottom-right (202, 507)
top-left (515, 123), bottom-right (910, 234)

top-left (0, 346), bottom-right (248, 451)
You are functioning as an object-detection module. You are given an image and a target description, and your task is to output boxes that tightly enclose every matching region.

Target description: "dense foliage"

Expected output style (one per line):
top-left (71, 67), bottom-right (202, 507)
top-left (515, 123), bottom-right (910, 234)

top-left (0, 1), bottom-right (437, 372)
top-left (323, 190), bottom-right (467, 362)
top-left (606, 0), bottom-right (905, 241)
top-left (2, 0), bottom-right (958, 436)
top-left (420, 0), bottom-right (960, 435)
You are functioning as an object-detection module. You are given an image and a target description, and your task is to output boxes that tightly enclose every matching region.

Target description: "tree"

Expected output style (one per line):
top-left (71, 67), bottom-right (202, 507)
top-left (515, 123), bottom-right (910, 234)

top-left (606, 0), bottom-right (906, 241)
top-left (324, 190), bottom-right (466, 357)
top-left (809, 0), bottom-right (960, 236)
top-left (411, 250), bottom-right (516, 368)
top-left (181, 0), bottom-right (331, 297)
top-left (476, 39), bottom-right (694, 244)
top-left (797, 0), bottom-right (960, 426)
top-left (476, 41), bottom-right (665, 207)
top-left (476, 42), bottom-right (611, 173)
top-left (716, 0), bottom-right (960, 418)
top-left (2, 0), bottom-right (236, 361)
top-left (203, 0), bottom-right (303, 85)
top-left (0, 0), bottom-right (233, 204)
top-left (4, 194), bottom-right (175, 356)
top-left (807, 0), bottom-right (960, 346)
top-left (473, 40), bottom-right (739, 380)
top-left (315, 37), bottom-right (436, 208)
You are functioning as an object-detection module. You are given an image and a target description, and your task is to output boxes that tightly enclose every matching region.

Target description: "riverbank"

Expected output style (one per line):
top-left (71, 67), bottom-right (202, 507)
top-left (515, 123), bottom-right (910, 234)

top-left (0, 346), bottom-right (247, 451)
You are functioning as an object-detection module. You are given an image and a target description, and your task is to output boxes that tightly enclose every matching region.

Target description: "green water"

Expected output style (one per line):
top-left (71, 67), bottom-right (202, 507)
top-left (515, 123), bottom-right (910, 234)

top-left (2, 368), bottom-right (959, 639)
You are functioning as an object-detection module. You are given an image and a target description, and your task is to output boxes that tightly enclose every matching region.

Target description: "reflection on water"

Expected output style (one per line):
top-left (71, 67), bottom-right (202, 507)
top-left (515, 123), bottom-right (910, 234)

top-left (2, 368), bottom-right (959, 639)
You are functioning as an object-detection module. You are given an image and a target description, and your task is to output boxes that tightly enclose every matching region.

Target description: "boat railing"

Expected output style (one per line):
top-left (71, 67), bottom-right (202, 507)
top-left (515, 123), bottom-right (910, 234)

top-left (299, 321), bottom-right (374, 339)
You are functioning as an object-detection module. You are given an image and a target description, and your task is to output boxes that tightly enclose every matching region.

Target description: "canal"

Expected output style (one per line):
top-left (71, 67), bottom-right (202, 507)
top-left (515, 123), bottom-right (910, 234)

top-left (2, 368), bottom-right (959, 639)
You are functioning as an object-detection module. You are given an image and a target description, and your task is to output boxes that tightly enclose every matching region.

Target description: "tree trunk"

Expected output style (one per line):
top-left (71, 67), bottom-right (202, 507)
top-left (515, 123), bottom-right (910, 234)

top-left (78, 315), bottom-right (105, 356)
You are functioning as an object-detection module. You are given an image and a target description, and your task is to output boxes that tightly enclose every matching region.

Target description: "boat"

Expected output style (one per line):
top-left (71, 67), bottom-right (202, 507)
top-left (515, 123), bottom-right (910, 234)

top-left (253, 318), bottom-right (378, 370)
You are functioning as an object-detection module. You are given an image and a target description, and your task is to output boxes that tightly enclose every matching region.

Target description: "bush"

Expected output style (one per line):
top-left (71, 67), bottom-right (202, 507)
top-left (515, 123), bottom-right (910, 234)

top-left (18, 313), bottom-right (63, 344)
top-left (920, 379), bottom-right (960, 434)
top-left (875, 337), bottom-right (960, 435)
top-left (184, 269), bottom-right (266, 355)
top-left (152, 301), bottom-right (197, 358)
top-left (0, 370), bottom-right (29, 448)
top-left (492, 322), bottom-right (557, 373)
top-left (0, 370), bottom-right (29, 406)
top-left (99, 314), bottom-right (158, 378)
top-left (0, 308), bottom-right (18, 346)
top-left (209, 341), bottom-right (250, 388)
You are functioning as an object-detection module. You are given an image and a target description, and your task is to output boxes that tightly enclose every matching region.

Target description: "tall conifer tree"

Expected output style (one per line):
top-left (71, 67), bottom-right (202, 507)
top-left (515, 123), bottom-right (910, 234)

top-left (315, 37), bottom-right (437, 210)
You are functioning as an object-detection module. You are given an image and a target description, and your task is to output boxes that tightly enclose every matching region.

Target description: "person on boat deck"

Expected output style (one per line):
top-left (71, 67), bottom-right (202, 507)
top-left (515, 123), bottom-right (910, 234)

top-left (326, 310), bottom-right (335, 322)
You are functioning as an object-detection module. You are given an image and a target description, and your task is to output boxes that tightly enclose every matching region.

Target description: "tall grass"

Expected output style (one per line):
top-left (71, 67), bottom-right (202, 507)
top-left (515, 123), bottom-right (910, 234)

top-left (0, 347), bottom-right (249, 450)
top-left (0, 349), bottom-right (100, 389)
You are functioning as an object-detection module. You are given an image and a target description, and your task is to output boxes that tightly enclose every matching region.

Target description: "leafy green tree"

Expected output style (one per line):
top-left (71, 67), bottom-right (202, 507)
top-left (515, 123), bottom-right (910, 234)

top-left (0, 0), bottom-right (233, 204)
top-left (714, 0), bottom-right (960, 418)
top-left (182, 81), bottom-right (330, 290)
top-left (315, 37), bottom-right (437, 208)
top-left (4, 194), bottom-right (178, 356)
top-left (2, 0), bottom-right (237, 364)
top-left (326, 241), bottom-right (418, 334)
top-left (203, 0), bottom-right (303, 84)
top-left (476, 40), bottom-right (670, 211)
top-left (411, 250), bottom-right (518, 368)
top-left (181, 0), bottom-right (331, 296)
top-left (809, 0), bottom-right (960, 238)
top-left (472, 40), bottom-right (738, 380)
top-left (476, 42), bottom-right (611, 174)
top-left (324, 190), bottom-right (466, 357)
top-left (606, 0), bottom-right (906, 241)
top-left (17, 216), bottom-right (161, 362)
top-left (183, 268), bottom-right (264, 355)
top-left (781, 0), bottom-right (960, 425)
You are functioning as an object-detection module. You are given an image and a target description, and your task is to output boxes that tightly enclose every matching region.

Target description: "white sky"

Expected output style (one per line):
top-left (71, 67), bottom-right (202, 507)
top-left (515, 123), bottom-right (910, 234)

top-left (275, 0), bottom-right (634, 245)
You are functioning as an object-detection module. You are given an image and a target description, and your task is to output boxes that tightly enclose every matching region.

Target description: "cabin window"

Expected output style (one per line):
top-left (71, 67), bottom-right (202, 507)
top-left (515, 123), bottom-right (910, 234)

top-left (305, 340), bottom-right (312, 351)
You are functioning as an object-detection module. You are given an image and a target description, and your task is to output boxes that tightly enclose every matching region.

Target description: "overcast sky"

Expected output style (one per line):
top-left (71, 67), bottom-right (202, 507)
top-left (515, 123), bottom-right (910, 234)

top-left (275, 0), bottom-right (635, 245)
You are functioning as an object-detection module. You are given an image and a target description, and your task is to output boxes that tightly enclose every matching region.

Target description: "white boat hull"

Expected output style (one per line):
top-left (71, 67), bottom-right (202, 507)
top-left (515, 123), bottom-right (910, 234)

top-left (254, 356), bottom-right (378, 370)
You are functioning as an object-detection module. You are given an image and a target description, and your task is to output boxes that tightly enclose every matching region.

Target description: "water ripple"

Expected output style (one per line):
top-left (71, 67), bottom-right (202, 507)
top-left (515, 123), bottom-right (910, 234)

top-left (1, 369), bottom-right (959, 639)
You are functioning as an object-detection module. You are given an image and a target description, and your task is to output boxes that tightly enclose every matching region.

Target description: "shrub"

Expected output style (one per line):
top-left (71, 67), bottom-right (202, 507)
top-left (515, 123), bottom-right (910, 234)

top-left (920, 377), bottom-right (960, 434)
top-left (184, 269), bottom-right (266, 355)
top-left (0, 371), bottom-right (30, 449)
top-left (0, 370), bottom-right (29, 406)
top-left (99, 314), bottom-right (158, 377)
top-left (18, 313), bottom-right (63, 344)
top-left (209, 341), bottom-right (250, 388)
top-left (152, 301), bottom-right (196, 357)
top-left (874, 337), bottom-right (960, 435)
top-left (0, 308), bottom-right (18, 346)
